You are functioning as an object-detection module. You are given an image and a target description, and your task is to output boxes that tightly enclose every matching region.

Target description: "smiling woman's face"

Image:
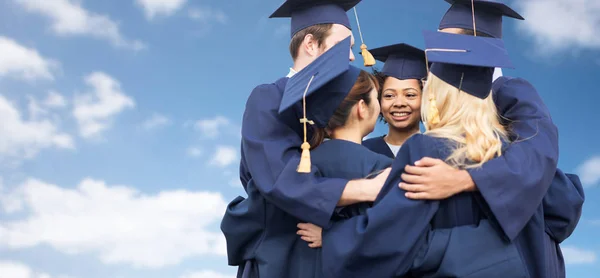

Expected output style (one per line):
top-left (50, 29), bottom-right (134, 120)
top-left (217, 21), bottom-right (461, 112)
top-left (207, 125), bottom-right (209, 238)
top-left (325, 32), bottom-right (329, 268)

top-left (380, 77), bottom-right (422, 131)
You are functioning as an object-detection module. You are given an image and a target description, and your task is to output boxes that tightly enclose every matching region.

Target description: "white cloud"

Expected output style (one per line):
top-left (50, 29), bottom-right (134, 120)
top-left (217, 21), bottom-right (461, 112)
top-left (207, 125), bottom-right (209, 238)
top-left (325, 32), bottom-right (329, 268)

top-left (186, 146), bottom-right (202, 158)
top-left (0, 261), bottom-right (55, 278)
top-left (0, 177), bottom-right (228, 268)
top-left (0, 36), bottom-right (57, 81)
top-left (15, 0), bottom-right (145, 51)
top-left (561, 246), bottom-right (598, 265)
top-left (576, 156), bottom-right (600, 187)
top-left (43, 91), bottom-right (67, 109)
top-left (188, 7), bottom-right (228, 24)
top-left (194, 116), bottom-right (236, 138)
top-left (141, 113), bottom-right (171, 130)
top-left (515, 0), bottom-right (600, 53)
top-left (72, 72), bottom-right (135, 138)
top-left (179, 270), bottom-right (233, 278)
top-left (136, 0), bottom-right (187, 20)
top-left (209, 146), bottom-right (237, 168)
top-left (0, 94), bottom-right (74, 161)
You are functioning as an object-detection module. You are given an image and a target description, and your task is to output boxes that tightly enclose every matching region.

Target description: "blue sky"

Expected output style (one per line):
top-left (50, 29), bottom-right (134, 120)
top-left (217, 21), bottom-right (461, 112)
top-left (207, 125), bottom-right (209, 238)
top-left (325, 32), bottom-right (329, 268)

top-left (0, 0), bottom-right (598, 277)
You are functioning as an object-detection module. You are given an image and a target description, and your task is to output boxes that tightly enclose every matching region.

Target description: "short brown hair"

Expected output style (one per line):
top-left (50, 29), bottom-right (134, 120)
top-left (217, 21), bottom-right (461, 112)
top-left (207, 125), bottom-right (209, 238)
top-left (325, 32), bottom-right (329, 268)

top-left (289, 24), bottom-right (333, 60)
top-left (459, 28), bottom-right (494, 38)
top-left (310, 71), bottom-right (379, 148)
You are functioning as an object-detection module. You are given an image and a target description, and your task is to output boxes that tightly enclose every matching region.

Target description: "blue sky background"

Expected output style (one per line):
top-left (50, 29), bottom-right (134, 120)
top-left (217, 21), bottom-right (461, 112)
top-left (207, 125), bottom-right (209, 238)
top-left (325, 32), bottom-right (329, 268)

top-left (0, 0), bottom-right (598, 277)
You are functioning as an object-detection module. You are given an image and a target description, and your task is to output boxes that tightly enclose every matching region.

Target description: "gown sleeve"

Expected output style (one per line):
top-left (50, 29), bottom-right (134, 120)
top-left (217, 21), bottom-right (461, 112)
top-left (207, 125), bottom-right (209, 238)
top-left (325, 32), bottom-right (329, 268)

top-left (241, 83), bottom-right (348, 227)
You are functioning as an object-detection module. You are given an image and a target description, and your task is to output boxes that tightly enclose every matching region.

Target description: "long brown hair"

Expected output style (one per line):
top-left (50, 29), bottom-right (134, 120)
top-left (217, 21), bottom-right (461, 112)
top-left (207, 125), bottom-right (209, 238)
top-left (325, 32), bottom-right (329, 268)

top-left (310, 70), bottom-right (379, 148)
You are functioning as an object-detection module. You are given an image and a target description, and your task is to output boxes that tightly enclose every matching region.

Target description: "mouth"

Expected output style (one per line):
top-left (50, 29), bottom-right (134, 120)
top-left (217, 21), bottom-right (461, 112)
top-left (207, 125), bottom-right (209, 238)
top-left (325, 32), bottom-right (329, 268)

top-left (390, 111), bottom-right (412, 121)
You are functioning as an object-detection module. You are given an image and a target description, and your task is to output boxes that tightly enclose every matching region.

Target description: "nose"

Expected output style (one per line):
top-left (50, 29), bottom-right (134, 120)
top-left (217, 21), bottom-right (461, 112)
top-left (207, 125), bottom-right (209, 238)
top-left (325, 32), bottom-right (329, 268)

top-left (349, 50), bottom-right (355, 62)
top-left (393, 96), bottom-right (406, 107)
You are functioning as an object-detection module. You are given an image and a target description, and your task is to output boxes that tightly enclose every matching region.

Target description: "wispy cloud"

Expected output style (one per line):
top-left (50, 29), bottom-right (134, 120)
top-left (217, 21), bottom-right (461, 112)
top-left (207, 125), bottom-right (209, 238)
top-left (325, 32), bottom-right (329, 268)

top-left (72, 72), bottom-right (135, 138)
top-left (136, 0), bottom-right (187, 20)
top-left (0, 94), bottom-right (74, 162)
top-left (0, 260), bottom-right (60, 278)
top-left (514, 0), bottom-right (600, 54)
top-left (0, 36), bottom-right (58, 81)
top-left (15, 0), bottom-right (145, 51)
top-left (0, 177), bottom-right (228, 268)
top-left (188, 7), bottom-right (228, 24)
top-left (186, 146), bottom-right (203, 158)
top-left (193, 116), bottom-right (239, 139)
top-left (561, 246), bottom-right (598, 265)
top-left (576, 155), bottom-right (600, 187)
top-left (209, 146), bottom-right (237, 168)
top-left (141, 113), bottom-right (171, 130)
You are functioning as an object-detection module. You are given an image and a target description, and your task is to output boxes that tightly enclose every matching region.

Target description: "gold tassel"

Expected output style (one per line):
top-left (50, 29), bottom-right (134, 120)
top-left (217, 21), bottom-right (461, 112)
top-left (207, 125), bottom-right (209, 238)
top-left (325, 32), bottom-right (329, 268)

top-left (297, 76), bottom-right (316, 173)
top-left (297, 142), bottom-right (312, 173)
top-left (360, 44), bottom-right (376, 67)
top-left (353, 8), bottom-right (375, 67)
top-left (428, 96), bottom-right (440, 125)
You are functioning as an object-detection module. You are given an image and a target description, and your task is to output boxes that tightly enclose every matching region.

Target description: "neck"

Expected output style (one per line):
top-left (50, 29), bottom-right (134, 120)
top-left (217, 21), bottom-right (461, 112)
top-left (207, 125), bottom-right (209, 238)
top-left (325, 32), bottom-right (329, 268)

top-left (292, 56), bottom-right (315, 73)
top-left (385, 125), bottom-right (420, 146)
top-left (330, 125), bottom-right (363, 145)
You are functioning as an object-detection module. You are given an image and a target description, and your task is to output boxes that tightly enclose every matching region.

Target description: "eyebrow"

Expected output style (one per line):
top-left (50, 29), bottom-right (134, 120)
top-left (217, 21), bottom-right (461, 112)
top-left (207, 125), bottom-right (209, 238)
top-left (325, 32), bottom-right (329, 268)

top-left (383, 87), bottom-right (420, 93)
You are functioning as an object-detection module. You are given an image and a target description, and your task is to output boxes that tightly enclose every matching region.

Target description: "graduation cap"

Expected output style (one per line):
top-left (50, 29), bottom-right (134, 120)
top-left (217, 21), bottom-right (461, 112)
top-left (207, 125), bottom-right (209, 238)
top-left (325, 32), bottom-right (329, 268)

top-left (422, 30), bottom-right (513, 123)
top-left (270, 0), bottom-right (362, 38)
top-left (370, 43), bottom-right (427, 81)
top-left (439, 0), bottom-right (524, 38)
top-left (279, 36), bottom-right (361, 173)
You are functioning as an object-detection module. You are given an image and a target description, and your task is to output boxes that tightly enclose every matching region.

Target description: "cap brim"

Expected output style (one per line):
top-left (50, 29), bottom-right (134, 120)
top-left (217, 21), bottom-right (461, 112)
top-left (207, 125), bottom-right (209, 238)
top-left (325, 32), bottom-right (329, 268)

top-left (444, 0), bottom-right (524, 20)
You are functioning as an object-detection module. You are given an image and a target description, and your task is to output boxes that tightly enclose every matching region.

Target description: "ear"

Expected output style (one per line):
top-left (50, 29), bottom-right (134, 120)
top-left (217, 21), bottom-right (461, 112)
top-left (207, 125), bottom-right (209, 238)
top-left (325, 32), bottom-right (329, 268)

top-left (302, 34), bottom-right (319, 57)
top-left (356, 99), bottom-right (367, 120)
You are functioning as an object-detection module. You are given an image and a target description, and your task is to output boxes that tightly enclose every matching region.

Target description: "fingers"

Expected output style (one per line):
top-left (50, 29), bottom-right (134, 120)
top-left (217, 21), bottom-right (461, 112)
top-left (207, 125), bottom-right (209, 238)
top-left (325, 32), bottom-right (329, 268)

top-left (414, 157), bottom-right (444, 167)
top-left (309, 241), bottom-right (322, 248)
top-left (376, 167), bottom-right (392, 179)
top-left (401, 173), bottom-right (427, 184)
top-left (399, 183), bottom-right (427, 192)
top-left (405, 191), bottom-right (440, 200)
top-left (404, 164), bottom-right (429, 175)
top-left (297, 230), bottom-right (313, 237)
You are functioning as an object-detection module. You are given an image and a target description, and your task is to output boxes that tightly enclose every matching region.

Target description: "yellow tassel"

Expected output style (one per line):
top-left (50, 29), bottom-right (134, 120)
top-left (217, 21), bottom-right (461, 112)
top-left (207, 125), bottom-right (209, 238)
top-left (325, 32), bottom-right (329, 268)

top-left (360, 44), bottom-right (376, 67)
top-left (297, 142), bottom-right (312, 173)
top-left (429, 97), bottom-right (441, 125)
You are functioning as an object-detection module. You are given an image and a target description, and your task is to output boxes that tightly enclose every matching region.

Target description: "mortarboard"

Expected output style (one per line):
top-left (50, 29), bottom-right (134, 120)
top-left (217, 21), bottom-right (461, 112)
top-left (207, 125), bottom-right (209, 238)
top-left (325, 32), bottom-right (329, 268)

top-left (423, 30), bottom-right (514, 99)
top-left (279, 36), bottom-right (361, 173)
top-left (270, 0), bottom-right (362, 38)
top-left (370, 43), bottom-right (428, 81)
top-left (439, 0), bottom-right (524, 38)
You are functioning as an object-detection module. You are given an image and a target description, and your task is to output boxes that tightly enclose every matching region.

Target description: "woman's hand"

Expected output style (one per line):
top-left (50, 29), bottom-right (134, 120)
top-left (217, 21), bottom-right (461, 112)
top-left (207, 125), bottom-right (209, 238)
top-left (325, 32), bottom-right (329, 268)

top-left (297, 223), bottom-right (322, 248)
top-left (400, 157), bottom-right (476, 200)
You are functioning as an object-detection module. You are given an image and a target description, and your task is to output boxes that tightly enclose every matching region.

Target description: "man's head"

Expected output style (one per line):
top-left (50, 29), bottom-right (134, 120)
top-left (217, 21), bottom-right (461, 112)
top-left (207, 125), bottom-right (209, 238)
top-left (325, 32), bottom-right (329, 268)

top-left (270, 0), bottom-right (360, 69)
top-left (289, 23), bottom-right (355, 67)
top-left (437, 0), bottom-right (524, 38)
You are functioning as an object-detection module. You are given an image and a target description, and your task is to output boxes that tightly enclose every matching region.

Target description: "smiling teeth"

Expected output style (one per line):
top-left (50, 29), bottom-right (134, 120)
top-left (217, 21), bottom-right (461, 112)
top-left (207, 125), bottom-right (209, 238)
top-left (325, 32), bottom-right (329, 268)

top-left (392, 112), bottom-right (410, 116)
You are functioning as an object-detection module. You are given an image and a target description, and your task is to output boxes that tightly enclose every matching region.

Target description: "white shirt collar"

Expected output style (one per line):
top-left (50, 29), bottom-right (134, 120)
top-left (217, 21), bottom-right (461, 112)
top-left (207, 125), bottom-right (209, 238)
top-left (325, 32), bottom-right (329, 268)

top-left (286, 68), bottom-right (297, 78)
top-left (493, 67), bottom-right (503, 81)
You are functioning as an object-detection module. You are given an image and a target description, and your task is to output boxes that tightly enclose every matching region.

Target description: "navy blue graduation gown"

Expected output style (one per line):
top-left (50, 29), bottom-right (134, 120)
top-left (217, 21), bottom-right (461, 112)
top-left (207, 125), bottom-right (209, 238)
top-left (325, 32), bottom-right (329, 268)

top-left (221, 77), bottom-right (350, 278)
top-left (363, 94), bottom-right (584, 246)
top-left (322, 134), bottom-right (528, 278)
top-left (363, 135), bottom-right (395, 158)
top-left (467, 76), bottom-right (579, 278)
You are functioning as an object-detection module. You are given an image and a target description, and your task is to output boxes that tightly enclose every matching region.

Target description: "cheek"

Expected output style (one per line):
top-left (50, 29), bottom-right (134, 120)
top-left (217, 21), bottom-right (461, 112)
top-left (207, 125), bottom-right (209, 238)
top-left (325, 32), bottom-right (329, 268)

top-left (409, 99), bottom-right (422, 111)
top-left (380, 101), bottom-right (392, 113)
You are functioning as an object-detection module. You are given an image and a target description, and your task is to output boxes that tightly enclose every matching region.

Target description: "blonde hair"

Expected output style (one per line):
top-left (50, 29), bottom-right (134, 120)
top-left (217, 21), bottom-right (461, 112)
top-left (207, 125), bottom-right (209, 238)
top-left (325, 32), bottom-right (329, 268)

top-left (421, 72), bottom-right (508, 169)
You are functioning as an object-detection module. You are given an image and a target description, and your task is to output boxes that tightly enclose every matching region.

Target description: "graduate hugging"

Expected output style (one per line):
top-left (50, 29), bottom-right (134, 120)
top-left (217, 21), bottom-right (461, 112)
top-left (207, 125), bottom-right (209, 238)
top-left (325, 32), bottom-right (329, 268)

top-left (221, 1), bottom-right (585, 277)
